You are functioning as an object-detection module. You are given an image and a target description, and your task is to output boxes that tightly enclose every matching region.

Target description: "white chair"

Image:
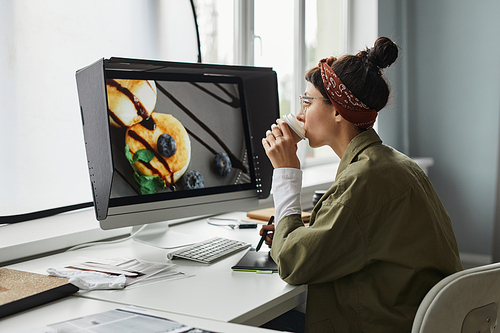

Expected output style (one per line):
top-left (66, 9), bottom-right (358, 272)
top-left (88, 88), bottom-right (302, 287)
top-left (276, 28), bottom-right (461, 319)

top-left (412, 262), bottom-right (500, 333)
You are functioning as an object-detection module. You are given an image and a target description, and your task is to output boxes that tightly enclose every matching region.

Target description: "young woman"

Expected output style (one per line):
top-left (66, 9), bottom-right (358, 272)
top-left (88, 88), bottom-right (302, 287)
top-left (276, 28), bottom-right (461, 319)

top-left (261, 37), bottom-right (462, 333)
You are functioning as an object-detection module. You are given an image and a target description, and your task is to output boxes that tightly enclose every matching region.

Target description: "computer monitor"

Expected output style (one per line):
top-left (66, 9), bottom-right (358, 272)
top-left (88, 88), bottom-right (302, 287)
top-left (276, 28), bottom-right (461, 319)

top-left (76, 58), bottom-right (278, 247)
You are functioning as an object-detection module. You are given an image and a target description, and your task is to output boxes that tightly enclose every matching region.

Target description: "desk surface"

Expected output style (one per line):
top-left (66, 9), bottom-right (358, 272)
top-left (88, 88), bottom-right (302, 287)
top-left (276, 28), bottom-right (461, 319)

top-left (4, 212), bottom-right (307, 328)
top-left (1, 297), bottom-right (279, 332)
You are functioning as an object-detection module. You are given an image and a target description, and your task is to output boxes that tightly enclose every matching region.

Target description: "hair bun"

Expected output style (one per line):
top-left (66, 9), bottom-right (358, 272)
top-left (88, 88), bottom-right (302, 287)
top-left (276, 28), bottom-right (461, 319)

top-left (365, 37), bottom-right (399, 69)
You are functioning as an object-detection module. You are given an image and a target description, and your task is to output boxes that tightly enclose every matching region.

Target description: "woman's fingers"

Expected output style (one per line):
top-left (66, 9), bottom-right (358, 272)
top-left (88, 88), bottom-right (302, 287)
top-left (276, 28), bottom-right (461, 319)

top-left (271, 123), bottom-right (283, 138)
top-left (262, 120), bottom-right (301, 169)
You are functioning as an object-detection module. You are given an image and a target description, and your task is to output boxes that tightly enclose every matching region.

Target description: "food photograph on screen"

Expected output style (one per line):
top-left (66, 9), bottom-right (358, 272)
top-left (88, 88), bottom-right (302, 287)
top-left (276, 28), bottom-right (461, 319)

top-left (105, 75), bottom-right (253, 200)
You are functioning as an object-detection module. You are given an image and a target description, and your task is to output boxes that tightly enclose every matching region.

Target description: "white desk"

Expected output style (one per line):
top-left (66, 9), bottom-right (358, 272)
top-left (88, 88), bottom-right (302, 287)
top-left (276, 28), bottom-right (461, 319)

top-left (0, 297), bottom-right (279, 332)
top-left (4, 212), bottom-right (307, 329)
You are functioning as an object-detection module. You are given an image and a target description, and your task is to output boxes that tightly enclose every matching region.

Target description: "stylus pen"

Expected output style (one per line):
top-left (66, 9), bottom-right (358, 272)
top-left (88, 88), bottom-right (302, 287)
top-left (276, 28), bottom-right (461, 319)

top-left (256, 215), bottom-right (274, 252)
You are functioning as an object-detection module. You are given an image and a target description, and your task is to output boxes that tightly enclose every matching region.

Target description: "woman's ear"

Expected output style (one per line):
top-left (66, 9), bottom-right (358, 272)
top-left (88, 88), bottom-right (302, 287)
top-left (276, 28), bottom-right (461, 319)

top-left (333, 106), bottom-right (343, 122)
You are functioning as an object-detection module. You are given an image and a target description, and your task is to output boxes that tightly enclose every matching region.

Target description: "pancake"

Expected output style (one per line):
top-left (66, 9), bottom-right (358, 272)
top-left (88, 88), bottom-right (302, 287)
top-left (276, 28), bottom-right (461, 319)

top-left (107, 79), bottom-right (157, 128)
top-left (125, 113), bottom-right (191, 187)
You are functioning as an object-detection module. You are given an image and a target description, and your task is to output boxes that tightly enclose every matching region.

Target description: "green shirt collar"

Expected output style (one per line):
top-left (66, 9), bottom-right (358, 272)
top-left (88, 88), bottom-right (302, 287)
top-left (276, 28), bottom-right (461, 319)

top-left (336, 129), bottom-right (383, 179)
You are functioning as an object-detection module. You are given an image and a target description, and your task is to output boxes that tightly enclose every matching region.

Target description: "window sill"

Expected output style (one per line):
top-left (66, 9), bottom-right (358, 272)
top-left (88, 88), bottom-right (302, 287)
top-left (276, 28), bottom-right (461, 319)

top-left (0, 208), bottom-right (130, 265)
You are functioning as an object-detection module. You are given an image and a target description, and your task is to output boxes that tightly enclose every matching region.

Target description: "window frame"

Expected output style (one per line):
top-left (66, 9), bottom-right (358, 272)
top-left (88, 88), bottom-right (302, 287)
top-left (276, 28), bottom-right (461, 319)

top-left (235, 0), bottom-right (350, 167)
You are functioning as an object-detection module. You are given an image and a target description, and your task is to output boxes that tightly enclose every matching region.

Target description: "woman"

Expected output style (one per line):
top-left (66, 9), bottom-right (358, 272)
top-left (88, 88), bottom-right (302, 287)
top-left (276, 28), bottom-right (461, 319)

top-left (261, 37), bottom-right (462, 333)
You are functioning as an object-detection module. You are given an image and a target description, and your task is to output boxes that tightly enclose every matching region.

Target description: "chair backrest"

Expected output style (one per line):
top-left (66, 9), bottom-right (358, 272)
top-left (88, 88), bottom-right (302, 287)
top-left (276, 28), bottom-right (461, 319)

top-left (412, 262), bottom-right (500, 333)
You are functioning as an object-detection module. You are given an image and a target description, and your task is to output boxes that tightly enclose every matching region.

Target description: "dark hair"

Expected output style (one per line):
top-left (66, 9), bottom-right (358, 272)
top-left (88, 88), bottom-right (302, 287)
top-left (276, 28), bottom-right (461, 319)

top-left (305, 37), bottom-right (399, 112)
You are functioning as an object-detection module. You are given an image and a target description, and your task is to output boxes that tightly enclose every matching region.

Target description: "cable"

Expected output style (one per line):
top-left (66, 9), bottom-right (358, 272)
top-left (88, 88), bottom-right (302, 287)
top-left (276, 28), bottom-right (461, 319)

top-left (207, 218), bottom-right (258, 229)
top-left (65, 225), bottom-right (148, 252)
top-left (1, 202), bottom-right (93, 224)
top-left (207, 218), bottom-right (238, 229)
top-left (190, 0), bottom-right (202, 63)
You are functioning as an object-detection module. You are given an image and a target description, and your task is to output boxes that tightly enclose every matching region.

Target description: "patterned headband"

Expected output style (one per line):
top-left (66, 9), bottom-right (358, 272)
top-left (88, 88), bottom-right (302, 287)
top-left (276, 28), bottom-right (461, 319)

top-left (318, 57), bottom-right (377, 129)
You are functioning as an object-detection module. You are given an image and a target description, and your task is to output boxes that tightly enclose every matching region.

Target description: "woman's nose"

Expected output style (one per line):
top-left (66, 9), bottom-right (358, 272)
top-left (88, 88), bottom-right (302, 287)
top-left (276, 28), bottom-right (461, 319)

top-left (296, 112), bottom-right (305, 122)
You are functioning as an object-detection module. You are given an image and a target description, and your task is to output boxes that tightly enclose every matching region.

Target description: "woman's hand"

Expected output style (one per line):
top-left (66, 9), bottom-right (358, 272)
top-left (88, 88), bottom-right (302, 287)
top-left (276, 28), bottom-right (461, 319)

top-left (259, 223), bottom-right (275, 248)
top-left (262, 119), bottom-right (301, 169)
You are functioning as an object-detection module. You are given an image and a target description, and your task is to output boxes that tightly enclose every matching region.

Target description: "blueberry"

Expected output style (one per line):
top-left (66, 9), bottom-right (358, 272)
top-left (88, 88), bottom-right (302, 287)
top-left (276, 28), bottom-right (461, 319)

top-left (214, 152), bottom-right (232, 176)
top-left (183, 170), bottom-right (205, 190)
top-left (157, 134), bottom-right (176, 158)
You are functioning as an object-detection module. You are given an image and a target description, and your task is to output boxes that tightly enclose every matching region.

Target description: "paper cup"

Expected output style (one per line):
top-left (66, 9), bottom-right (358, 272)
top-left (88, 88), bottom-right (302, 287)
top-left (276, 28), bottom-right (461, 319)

top-left (282, 114), bottom-right (306, 143)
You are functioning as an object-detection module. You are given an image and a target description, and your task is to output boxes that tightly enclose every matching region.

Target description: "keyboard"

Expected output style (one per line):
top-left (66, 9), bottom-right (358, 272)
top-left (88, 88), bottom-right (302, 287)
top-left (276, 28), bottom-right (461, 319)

top-left (167, 237), bottom-right (251, 264)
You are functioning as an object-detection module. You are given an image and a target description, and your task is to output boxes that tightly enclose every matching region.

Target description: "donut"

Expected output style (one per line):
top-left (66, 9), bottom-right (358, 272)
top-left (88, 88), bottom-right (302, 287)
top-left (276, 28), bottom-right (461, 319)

top-left (125, 113), bottom-right (191, 187)
top-left (106, 79), bottom-right (157, 128)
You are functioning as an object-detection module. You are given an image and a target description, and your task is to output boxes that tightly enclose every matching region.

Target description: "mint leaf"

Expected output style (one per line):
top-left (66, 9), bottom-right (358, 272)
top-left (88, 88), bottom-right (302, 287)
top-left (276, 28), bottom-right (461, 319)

top-left (133, 172), bottom-right (165, 195)
top-left (125, 144), bottom-right (134, 165)
top-left (125, 145), bottom-right (154, 165)
top-left (125, 145), bottom-right (164, 194)
top-left (133, 149), bottom-right (154, 164)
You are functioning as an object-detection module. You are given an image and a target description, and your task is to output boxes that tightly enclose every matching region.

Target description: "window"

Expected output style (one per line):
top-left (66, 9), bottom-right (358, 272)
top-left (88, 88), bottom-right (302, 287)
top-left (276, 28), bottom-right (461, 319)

top-left (303, 0), bottom-right (345, 164)
top-left (254, 0), bottom-right (295, 116)
top-left (253, 0), bottom-right (345, 165)
top-left (194, 0), bottom-right (235, 64)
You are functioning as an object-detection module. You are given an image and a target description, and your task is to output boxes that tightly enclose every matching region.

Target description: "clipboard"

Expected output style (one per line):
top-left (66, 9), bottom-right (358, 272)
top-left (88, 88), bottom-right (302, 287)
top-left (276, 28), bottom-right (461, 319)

top-left (231, 249), bottom-right (278, 273)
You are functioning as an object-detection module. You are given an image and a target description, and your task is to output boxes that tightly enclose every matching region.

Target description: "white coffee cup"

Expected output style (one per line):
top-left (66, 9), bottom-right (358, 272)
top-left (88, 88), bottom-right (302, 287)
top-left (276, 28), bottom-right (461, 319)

top-left (282, 113), bottom-right (306, 143)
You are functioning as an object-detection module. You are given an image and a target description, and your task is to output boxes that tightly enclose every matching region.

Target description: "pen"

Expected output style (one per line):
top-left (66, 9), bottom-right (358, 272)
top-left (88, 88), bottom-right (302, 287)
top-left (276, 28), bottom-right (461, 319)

top-left (256, 215), bottom-right (274, 252)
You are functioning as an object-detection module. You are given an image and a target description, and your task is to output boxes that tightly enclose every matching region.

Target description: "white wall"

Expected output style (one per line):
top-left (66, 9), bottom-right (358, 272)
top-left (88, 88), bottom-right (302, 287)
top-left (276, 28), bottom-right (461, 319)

top-left (0, 0), bottom-right (198, 216)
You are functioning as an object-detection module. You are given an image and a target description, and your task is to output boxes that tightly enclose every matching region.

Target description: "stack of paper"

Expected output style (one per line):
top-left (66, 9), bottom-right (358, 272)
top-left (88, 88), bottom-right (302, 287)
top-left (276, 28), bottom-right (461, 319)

top-left (55, 257), bottom-right (190, 288)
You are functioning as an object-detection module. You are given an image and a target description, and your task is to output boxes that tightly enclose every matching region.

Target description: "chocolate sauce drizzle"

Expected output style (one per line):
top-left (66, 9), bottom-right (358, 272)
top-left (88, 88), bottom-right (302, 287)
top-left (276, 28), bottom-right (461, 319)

top-left (156, 83), bottom-right (248, 174)
top-left (107, 79), bottom-right (150, 125)
top-left (141, 117), bottom-right (156, 131)
top-left (128, 129), bottom-right (174, 185)
top-left (108, 108), bottom-right (127, 127)
top-left (189, 82), bottom-right (241, 108)
top-left (185, 128), bottom-right (217, 155)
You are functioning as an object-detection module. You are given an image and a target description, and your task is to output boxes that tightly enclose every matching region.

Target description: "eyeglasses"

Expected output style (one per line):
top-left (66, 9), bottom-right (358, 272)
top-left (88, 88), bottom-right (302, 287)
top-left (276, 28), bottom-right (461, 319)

top-left (299, 95), bottom-right (329, 114)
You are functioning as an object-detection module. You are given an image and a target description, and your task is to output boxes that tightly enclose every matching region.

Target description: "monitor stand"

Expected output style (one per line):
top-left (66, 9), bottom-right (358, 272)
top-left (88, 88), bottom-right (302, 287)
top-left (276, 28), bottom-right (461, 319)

top-left (131, 217), bottom-right (208, 249)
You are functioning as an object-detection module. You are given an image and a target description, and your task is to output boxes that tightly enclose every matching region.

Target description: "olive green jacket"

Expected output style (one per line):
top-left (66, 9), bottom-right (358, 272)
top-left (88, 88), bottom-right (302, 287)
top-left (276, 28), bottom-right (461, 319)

top-left (270, 129), bottom-right (462, 333)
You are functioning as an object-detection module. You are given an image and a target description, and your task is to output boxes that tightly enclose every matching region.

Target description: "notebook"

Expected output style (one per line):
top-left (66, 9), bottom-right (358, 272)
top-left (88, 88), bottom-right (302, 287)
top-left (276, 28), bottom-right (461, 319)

top-left (231, 249), bottom-right (278, 273)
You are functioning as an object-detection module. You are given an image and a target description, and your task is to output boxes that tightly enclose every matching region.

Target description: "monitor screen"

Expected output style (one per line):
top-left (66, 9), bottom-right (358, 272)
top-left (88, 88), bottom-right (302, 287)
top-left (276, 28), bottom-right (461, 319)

top-left (106, 73), bottom-right (254, 206)
top-left (76, 58), bottom-right (277, 233)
